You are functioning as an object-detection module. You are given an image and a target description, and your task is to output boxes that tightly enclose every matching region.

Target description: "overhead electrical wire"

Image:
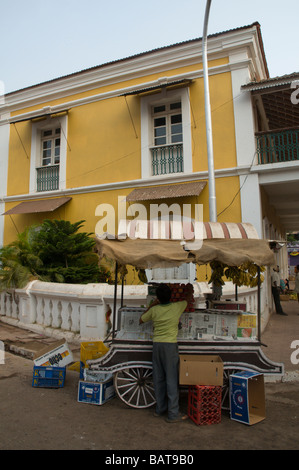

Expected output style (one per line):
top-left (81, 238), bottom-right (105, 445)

top-left (9, 87), bottom-right (252, 212)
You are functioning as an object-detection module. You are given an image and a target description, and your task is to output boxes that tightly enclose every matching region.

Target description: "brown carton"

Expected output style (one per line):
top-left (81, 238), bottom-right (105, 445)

top-left (179, 355), bottom-right (223, 386)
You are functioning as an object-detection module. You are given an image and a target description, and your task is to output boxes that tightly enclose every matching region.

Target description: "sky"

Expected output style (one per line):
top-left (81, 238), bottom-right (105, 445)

top-left (1, 0), bottom-right (298, 95)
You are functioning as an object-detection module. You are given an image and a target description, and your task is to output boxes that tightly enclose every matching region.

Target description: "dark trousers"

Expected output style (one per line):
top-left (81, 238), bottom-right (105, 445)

top-left (272, 286), bottom-right (284, 314)
top-left (152, 342), bottom-right (180, 420)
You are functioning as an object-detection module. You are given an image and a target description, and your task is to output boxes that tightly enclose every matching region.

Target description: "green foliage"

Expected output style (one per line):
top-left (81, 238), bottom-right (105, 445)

top-left (33, 220), bottom-right (95, 267)
top-left (0, 219), bottom-right (113, 289)
top-left (0, 246), bottom-right (33, 289)
top-left (0, 226), bottom-right (43, 289)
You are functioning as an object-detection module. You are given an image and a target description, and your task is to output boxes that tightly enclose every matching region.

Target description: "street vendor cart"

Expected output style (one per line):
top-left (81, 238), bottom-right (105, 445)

top-left (87, 222), bottom-right (283, 410)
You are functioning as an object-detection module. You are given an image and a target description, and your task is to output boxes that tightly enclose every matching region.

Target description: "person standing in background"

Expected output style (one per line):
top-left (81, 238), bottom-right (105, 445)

top-left (271, 266), bottom-right (287, 316)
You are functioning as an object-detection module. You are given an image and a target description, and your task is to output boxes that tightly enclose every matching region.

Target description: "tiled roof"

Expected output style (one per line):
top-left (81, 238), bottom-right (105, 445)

top-left (242, 72), bottom-right (299, 130)
top-left (6, 22), bottom-right (264, 96)
top-left (242, 72), bottom-right (299, 90)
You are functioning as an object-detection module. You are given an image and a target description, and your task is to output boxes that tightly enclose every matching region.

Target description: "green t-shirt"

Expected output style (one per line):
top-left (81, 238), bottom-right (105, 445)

top-left (141, 300), bottom-right (187, 343)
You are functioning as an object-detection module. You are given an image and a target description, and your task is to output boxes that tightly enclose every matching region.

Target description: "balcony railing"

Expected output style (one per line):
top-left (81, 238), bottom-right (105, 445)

top-left (36, 165), bottom-right (59, 192)
top-left (256, 128), bottom-right (299, 164)
top-left (151, 143), bottom-right (184, 176)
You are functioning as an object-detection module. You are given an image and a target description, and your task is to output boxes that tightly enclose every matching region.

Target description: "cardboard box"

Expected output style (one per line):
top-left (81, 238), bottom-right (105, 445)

top-left (33, 339), bottom-right (73, 368)
top-left (230, 371), bottom-right (265, 425)
top-left (78, 377), bottom-right (115, 405)
top-left (179, 355), bottom-right (223, 386)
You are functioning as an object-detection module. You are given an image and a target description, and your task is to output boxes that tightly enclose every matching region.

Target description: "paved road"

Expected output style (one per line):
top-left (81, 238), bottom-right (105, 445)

top-left (0, 350), bottom-right (298, 452)
top-left (261, 299), bottom-right (299, 380)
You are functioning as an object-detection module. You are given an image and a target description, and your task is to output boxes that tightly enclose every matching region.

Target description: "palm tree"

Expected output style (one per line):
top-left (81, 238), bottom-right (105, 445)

top-left (0, 220), bottom-right (112, 290)
top-left (0, 226), bottom-right (43, 290)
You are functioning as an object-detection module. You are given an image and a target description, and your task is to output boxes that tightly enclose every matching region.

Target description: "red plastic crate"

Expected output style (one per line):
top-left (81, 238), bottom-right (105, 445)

top-left (188, 385), bottom-right (222, 425)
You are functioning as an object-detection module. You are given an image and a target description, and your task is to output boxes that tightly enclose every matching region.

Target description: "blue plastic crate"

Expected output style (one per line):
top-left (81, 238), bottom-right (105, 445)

top-left (32, 365), bottom-right (66, 388)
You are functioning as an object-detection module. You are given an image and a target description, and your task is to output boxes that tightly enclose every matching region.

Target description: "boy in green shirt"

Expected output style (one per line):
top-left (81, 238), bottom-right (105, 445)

top-left (140, 283), bottom-right (192, 422)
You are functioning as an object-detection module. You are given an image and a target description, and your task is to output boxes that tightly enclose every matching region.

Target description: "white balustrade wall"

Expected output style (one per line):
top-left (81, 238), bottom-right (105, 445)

top-left (0, 280), bottom-right (269, 341)
top-left (0, 281), bottom-right (148, 341)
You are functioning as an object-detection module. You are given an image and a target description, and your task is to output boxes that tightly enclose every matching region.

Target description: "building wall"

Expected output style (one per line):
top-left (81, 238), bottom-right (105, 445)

top-left (1, 24), bottom-right (267, 289)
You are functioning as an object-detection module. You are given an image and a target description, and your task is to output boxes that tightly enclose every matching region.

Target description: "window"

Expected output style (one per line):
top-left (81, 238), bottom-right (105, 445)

top-left (36, 127), bottom-right (61, 192)
top-left (30, 115), bottom-right (67, 193)
top-left (41, 128), bottom-right (61, 166)
top-left (153, 101), bottom-right (183, 146)
top-left (141, 88), bottom-right (192, 178)
top-left (151, 101), bottom-right (183, 176)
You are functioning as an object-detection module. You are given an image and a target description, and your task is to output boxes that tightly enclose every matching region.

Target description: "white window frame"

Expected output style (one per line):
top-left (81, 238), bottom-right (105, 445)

top-left (140, 87), bottom-right (192, 179)
top-left (41, 127), bottom-right (61, 167)
top-left (30, 115), bottom-right (67, 193)
top-left (152, 101), bottom-right (183, 146)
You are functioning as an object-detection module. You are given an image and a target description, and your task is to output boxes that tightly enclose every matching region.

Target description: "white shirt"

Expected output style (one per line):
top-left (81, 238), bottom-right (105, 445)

top-left (271, 271), bottom-right (280, 287)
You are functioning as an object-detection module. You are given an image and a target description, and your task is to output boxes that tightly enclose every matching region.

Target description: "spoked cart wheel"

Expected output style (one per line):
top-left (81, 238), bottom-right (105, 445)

top-left (222, 367), bottom-right (248, 411)
top-left (114, 366), bottom-right (156, 409)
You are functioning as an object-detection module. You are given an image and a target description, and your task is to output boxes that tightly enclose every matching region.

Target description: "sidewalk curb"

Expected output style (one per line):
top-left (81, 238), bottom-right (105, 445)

top-left (0, 316), bottom-right (82, 344)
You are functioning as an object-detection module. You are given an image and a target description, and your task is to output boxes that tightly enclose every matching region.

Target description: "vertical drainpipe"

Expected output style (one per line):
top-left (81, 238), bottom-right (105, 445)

top-left (203, 1), bottom-right (220, 298)
top-left (202, 0), bottom-right (217, 222)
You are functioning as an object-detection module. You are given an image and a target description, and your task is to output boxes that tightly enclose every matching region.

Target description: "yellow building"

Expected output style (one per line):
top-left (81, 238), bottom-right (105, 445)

top-left (0, 22), bottom-right (280, 286)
